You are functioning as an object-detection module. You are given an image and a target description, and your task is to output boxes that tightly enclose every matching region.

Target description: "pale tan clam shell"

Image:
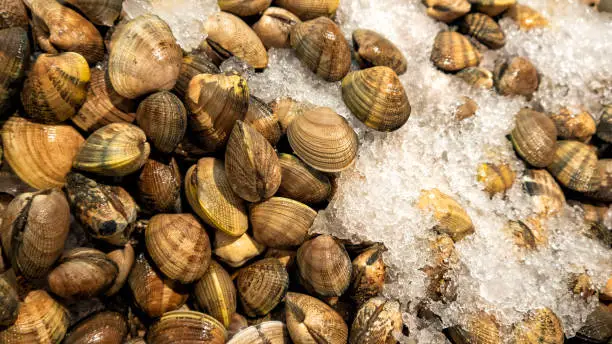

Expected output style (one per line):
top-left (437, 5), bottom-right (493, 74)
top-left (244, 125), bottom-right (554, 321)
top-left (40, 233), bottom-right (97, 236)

top-left (275, 0), bottom-right (339, 20)
top-left (252, 7), bottom-right (301, 49)
top-left (213, 231), bottom-right (265, 267)
top-left (417, 188), bottom-right (475, 242)
top-left (251, 197), bottom-right (316, 248)
top-left (277, 153), bottom-right (332, 204)
top-left (228, 321), bottom-right (290, 344)
top-left (297, 235), bottom-right (352, 297)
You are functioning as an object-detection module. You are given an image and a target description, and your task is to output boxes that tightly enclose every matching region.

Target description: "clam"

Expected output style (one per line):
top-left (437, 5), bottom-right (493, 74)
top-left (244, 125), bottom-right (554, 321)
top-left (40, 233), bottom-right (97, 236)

top-left (186, 73), bottom-right (249, 152)
top-left (0, 189), bottom-right (70, 280)
top-left (62, 0), bottom-right (122, 26)
top-left (350, 245), bottom-right (386, 307)
top-left (225, 121), bottom-right (282, 202)
top-left (423, 0), bottom-right (471, 23)
top-left (459, 13), bottom-right (505, 49)
top-left (505, 218), bottom-right (547, 250)
top-left (174, 52), bottom-right (220, 99)
top-left (512, 308), bottom-right (564, 344)
top-left (219, 0), bottom-right (272, 16)
top-left (285, 292), bottom-right (348, 344)
top-left (423, 234), bottom-right (459, 301)
top-left (444, 312), bottom-right (501, 344)
top-left (73, 123), bottom-right (150, 176)
top-left (506, 4), bottom-right (548, 30)
top-left (213, 231), bottom-right (265, 267)
top-left (494, 57), bottom-right (539, 97)
top-left (275, 0), bottom-right (339, 20)
top-left (510, 108), bottom-right (557, 168)
top-left (350, 297), bottom-right (402, 344)
top-left (342, 66), bottom-right (411, 131)
top-left (455, 96), bottom-right (478, 121)
top-left (109, 14), bottom-right (182, 99)
top-left (596, 105), bottom-right (612, 143)
top-left (72, 65), bottom-right (137, 133)
top-left (65, 172), bottom-right (138, 245)
top-left (236, 258), bottom-right (289, 317)
top-left (145, 213), bottom-right (211, 284)
top-left (251, 197), bottom-right (317, 248)
top-left (469, 0), bottom-right (516, 17)
top-left (269, 96), bottom-right (315, 134)
top-left (0, 290), bottom-right (69, 343)
top-left (128, 253), bottom-right (189, 318)
top-left (297, 235), bottom-right (352, 297)
top-left (287, 107), bottom-right (358, 172)
top-left (194, 260), bottom-right (237, 328)
top-left (290, 17), bottom-right (351, 81)
top-left (477, 163), bottom-right (515, 196)
top-left (456, 67), bottom-right (494, 89)
top-left (245, 96), bottom-right (282, 145)
top-left (204, 12), bottom-right (268, 69)
top-left (550, 107), bottom-right (596, 141)
top-left (0, 27), bottom-right (29, 115)
top-left (570, 201), bottom-right (608, 227)
top-left (0, 269), bottom-right (18, 326)
top-left (138, 157), bottom-right (182, 213)
top-left (587, 159), bottom-right (612, 202)
top-left (417, 189), bottom-right (474, 242)
top-left (277, 153), bottom-right (332, 204)
top-left (47, 247), bottom-right (118, 299)
top-left (228, 313), bottom-right (250, 338)
top-left (253, 7), bottom-right (301, 49)
top-left (574, 304), bottom-right (612, 343)
top-left (0, 0), bottom-right (28, 29)
top-left (185, 158), bottom-right (248, 236)
top-left (430, 31), bottom-right (480, 72)
top-left (136, 91), bottom-right (187, 153)
top-left (547, 140), bottom-right (600, 192)
top-left (63, 311), bottom-right (128, 344)
top-left (228, 321), bottom-right (289, 344)
top-left (352, 29), bottom-right (407, 75)
top-left (147, 310), bottom-right (226, 344)
top-left (105, 243), bottom-right (135, 296)
top-left (569, 273), bottom-right (595, 300)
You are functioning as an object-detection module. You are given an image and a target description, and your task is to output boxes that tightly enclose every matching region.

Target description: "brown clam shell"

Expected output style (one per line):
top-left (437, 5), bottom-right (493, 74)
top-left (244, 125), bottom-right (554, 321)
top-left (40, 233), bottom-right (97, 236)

top-left (550, 107), bottom-right (596, 141)
top-left (547, 140), bottom-right (600, 192)
top-left (105, 243), bottom-right (135, 296)
top-left (349, 297), bottom-right (403, 344)
top-left (587, 159), bottom-right (612, 202)
top-left (459, 13), bottom-right (505, 49)
top-left (457, 67), bottom-right (494, 89)
top-left (424, 0), bottom-right (471, 23)
top-left (494, 56), bottom-right (539, 97)
top-left (147, 310), bottom-right (227, 344)
top-left (251, 197), bottom-right (316, 248)
top-left (352, 29), bottom-right (407, 75)
top-left (417, 189), bottom-right (475, 242)
top-left (444, 312), bottom-right (501, 344)
top-left (0, 269), bottom-right (19, 326)
top-left (219, 0), bottom-right (272, 16)
top-left (138, 157), bottom-right (182, 213)
top-left (510, 108), bottom-right (557, 168)
top-left (596, 105), bottom-right (612, 143)
top-left (277, 153), bottom-right (332, 204)
top-left (469, 0), bottom-right (516, 16)
top-left (349, 245), bottom-right (386, 307)
top-left (228, 321), bottom-right (290, 344)
top-left (236, 258), bottom-right (289, 317)
top-left (136, 91), bottom-right (187, 154)
top-left (297, 235), bottom-right (352, 297)
top-left (285, 292), bottom-right (348, 344)
top-left (512, 308), bottom-right (564, 344)
top-left (0, 27), bottom-right (29, 115)
top-left (0, 0), bottom-right (28, 29)
top-left (430, 31), bottom-right (480, 72)
top-left (174, 52), bottom-right (220, 99)
top-left (194, 260), bottom-right (237, 328)
top-left (455, 96), bottom-right (478, 121)
top-left (269, 96), bottom-right (315, 134)
top-left (63, 311), bottom-right (128, 344)
top-left (506, 4), bottom-right (548, 31)
top-left (574, 304), bottom-right (612, 343)
top-left (523, 169), bottom-right (566, 216)
top-left (275, 0), bottom-right (339, 20)
top-left (63, 0), bottom-right (122, 26)
top-left (245, 95), bottom-right (282, 146)
top-left (477, 163), bottom-right (515, 196)
top-left (252, 7), bottom-right (301, 49)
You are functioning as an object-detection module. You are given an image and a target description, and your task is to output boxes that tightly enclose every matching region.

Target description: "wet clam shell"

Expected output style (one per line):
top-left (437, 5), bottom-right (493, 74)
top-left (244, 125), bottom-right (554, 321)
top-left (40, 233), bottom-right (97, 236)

top-left (352, 29), bottom-right (407, 75)
top-left (459, 13), bottom-right (505, 49)
top-left (587, 159), bottom-right (612, 202)
top-left (423, 234), bottom-right (459, 302)
top-left (277, 153), bottom-right (332, 204)
top-left (285, 292), bottom-right (348, 344)
top-left (455, 96), bottom-right (478, 121)
top-left (444, 312), bottom-right (501, 344)
top-left (62, 0), bottom-right (122, 26)
top-left (105, 243), bottom-right (135, 296)
top-left (469, 0), bottom-right (516, 16)
top-left (290, 17), bottom-right (351, 82)
top-left (350, 297), bottom-right (402, 344)
top-left (550, 107), bottom-right (596, 141)
top-left (252, 7), bottom-right (301, 49)
top-left (228, 321), bottom-right (290, 344)
top-left (523, 169), bottom-right (565, 216)
top-left (297, 235), bottom-right (352, 297)
top-left (494, 56), bottom-right (539, 97)
top-left (147, 310), bottom-right (226, 344)
top-left (63, 311), bottom-right (128, 344)
top-left (505, 218), bottom-right (547, 250)
top-left (0, 0), bottom-right (28, 29)
top-left (0, 269), bottom-right (19, 326)
top-left (423, 0), bottom-right (471, 23)
top-left (0, 27), bottom-right (29, 114)
top-left (547, 140), bottom-right (600, 193)
top-left (477, 163), bottom-right (515, 196)
top-left (219, 0), bottom-right (272, 16)
top-left (430, 31), bottom-right (480, 72)
top-left (510, 108), bottom-right (557, 168)
top-left (417, 189), bottom-right (475, 242)
top-left (213, 231), bottom-right (266, 267)
top-left (342, 66), bottom-right (411, 131)
top-left (251, 197), bottom-right (317, 248)
top-left (574, 304), bottom-right (612, 343)
top-left (456, 67), bottom-right (494, 89)
top-left (194, 260), bottom-right (237, 328)
top-left (228, 313), bottom-right (250, 339)
top-left (350, 245), bottom-right (386, 307)
top-left (512, 308), bottom-right (564, 344)
top-left (506, 4), bottom-right (548, 31)
top-left (269, 97), bottom-right (315, 134)
top-left (245, 96), bottom-right (282, 145)
top-left (596, 105), bottom-right (612, 143)
top-left (136, 91), bottom-right (187, 154)
top-left (138, 157), bottom-right (182, 213)
top-left (275, 0), bottom-right (339, 20)
top-left (236, 258), bottom-right (289, 317)
top-left (174, 52), bottom-right (220, 99)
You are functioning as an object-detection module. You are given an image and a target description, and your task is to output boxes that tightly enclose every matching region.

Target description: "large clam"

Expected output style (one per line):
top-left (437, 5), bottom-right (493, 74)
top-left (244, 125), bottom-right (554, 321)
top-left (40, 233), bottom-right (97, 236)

top-left (430, 31), bottom-right (480, 72)
top-left (547, 140), bottom-right (600, 192)
top-left (253, 7), bottom-right (301, 49)
top-left (63, 311), bottom-right (128, 344)
top-left (174, 52), bottom-right (220, 99)
top-left (352, 29), bottom-right (407, 75)
top-left (236, 258), bottom-right (289, 317)
top-left (417, 189), bottom-right (474, 242)
top-left (0, 27), bottom-right (29, 114)
top-left (297, 235), bottom-right (352, 297)
top-left (136, 91), bottom-right (187, 154)
top-left (251, 197), bottom-right (317, 248)
top-left (510, 108), bottom-right (557, 168)
top-left (285, 292), bottom-right (348, 344)
top-left (194, 260), bottom-right (237, 327)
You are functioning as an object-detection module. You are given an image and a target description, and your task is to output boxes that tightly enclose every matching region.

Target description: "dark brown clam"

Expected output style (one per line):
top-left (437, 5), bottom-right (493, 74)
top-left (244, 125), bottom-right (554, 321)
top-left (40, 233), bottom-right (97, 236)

top-left (136, 91), bottom-right (187, 154)
top-left (252, 7), bottom-right (301, 49)
top-left (430, 31), bottom-right (480, 72)
top-left (236, 258), bottom-right (289, 317)
top-left (0, 269), bottom-right (18, 326)
top-left (510, 108), bottom-right (557, 168)
top-left (573, 304), bottom-right (612, 343)
top-left (459, 13), bottom-right (505, 49)
top-left (277, 153), bottom-right (332, 204)
top-left (352, 29), bottom-right (407, 75)
top-left (596, 105), bottom-right (612, 143)
top-left (0, 27), bottom-right (29, 115)
top-left (138, 157), bottom-right (182, 213)
top-left (245, 96), bottom-right (282, 146)
top-left (547, 140), bottom-right (600, 193)
top-left (0, 0), bottom-right (28, 29)
top-left (63, 311), bottom-right (128, 344)
top-left (494, 56), bottom-right (539, 97)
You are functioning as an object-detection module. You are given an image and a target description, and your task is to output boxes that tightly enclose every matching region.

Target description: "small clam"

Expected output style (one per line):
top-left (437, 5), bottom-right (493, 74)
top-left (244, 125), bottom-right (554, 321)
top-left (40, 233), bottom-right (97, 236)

top-left (186, 73), bottom-right (249, 152)
top-left (547, 140), bottom-right (600, 192)
top-left (469, 0), bottom-right (516, 17)
top-left (417, 189), bottom-right (474, 242)
top-left (73, 123), bottom-right (151, 176)
top-left (174, 52), bottom-right (220, 99)
top-left (225, 121), bottom-right (282, 202)
top-left (63, 311), bottom-right (128, 344)
top-left (596, 105), bottom-right (612, 143)
top-left (138, 157), bottom-right (182, 213)
top-left (444, 312), bottom-right (501, 344)
top-left (269, 96), bottom-right (315, 134)
top-left (65, 172), bottom-right (138, 245)
top-left (109, 15), bottom-right (182, 99)
top-left (290, 17), bottom-right (351, 81)
top-left (251, 197), bottom-right (317, 248)
top-left (506, 4), bottom-right (548, 30)
top-left (0, 0), bottom-right (28, 29)
top-left (228, 321), bottom-right (290, 344)
top-left (510, 108), bottom-right (557, 168)
top-left (297, 235), bottom-right (352, 297)
top-left (62, 0), bottom-right (123, 26)
top-left (352, 29), bottom-right (407, 75)
top-left (21, 52), bottom-right (90, 124)
top-left (145, 213), bottom-right (211, 284)
top-left (587, 159), bottom-right (612, 202)
top-left (430, 31), bottom-right (480, 72)
top-left (128, 253), bottom-right (189, 318)
top-left (47, 247), bottom-right (119, 299)
top-left (569, 273), bottom-right (595, 300)
top-left (285, 292), bottom-right (348, 344)
top-left (456, 67), bottom-right (494, 89)
top-left (0, 27), bottom-right (29, 114)
top-left (512, 308), bottom-right (564, 344)
top-left (185, 158), bottom-right (248, 236)
top-left (275, 0), bottom-right (339, 20)
top-left (505, 218), bottom-right (547, 250)
top-left (0, 290), bottom-right (69, 343)
top-left (459, 13), bottom-right (505, 49)
top-left (26, 0), bottom-right (104, 63)
top-left (277, 153), bottom-right (332, 204)
top-left (219, 0), bottom-right (272, 16)
top-left (72, 65), bottom-right (137, 133)
top-left (477, 163), bottom-right (515, 196)
top-left (213, 231), bottom-right (265, 268)
top-left (236, 258), bottom-right (289, 317)
top-left (105, 243), bottom-right (135, 296)
top-left (550, 107), bottom-right (596, 141)
top-left (0, 189), bottom-right (70, 280)
top-left (350, 297), bottom-right (402, 344)
top-left (136, 91), bottom-right (187, 153)
top-left (350, 245), bottom-right (386, 307)
top-left (204, 12), bottom-right (268, 69)
top-left (423, 234), bottom-right (459, 301)
top-left (253, 7), bottom-right (301, 49)
top-left (342, 66), bottom-right (411, 131)
top-left (287, 107), bottom-right (358, 172)
top-left (574, 304), bottom-right (612, 343)
top-left (0, 269), bottom-right (19, 326)
top-left (147, 311), bottom-right (226, 344)
top-left (455, 96), bottom-right (478, 121)
top-left (494, 56), bottom-right (539, 97)
top-left (194, 260), bottom-right (237, 328)
top-left (423, 0), bottom-right (471, 23)
top-left (245, 96), bottom-right (282, 145)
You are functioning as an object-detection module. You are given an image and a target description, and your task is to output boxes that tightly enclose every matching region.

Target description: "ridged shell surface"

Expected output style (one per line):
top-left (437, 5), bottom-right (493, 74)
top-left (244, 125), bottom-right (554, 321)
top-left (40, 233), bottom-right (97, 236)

top-left (352, 29), bottom-right (407, 75)
top-left (251, 197), bottom-right (317, 248)
top-left (430, 31), bottom-right (480, 72)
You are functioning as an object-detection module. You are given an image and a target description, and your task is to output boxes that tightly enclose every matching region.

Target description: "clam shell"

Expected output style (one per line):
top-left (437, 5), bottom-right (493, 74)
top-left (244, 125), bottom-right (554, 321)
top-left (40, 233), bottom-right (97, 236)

top-left (430, 31), bottom-right (480, 72)
top-left (574, 304), bottom-right (612, 343)
top-left (469, 0), bottom-right (516, 16)
top-left (228, 313), bottom-right (249, 338)
top-left (219, 0), bottom-right (272, 16)
top-left (459, 13), bottom-right (505, 49)
top-left (265, 248), bottom-right (296, 269)
top-left (550, 107), bottom-right (596, 141)
top-left (0, 0), bottom-right (28, 29)
top-left (423, 234), bottom-right (459, 301)
top-left (194, 260), bottom-right (237, 328)
top-left (204, 12), bottom-right (268, 69)
top-left (505, 218), bottom-right (547, 250)
top-left (285, 292), bottom-right (348, 344)
top-left (63, 311), bottom-right (127, 344)
top-left (186, 73), bottom-right (249, 153)
top-left (228, 321), bottom-right (290, 344)
top-left (174, 52), bottom-right (220, 99)
top-left (0, 269), bottom-right (19, 326)
top-left (342, 66), bottom-right (411, 131)
top-left (456, 67), bottom-right (494, 89)
top-left (350, 297), bottom-right (402, 344)
top-left (506, 4), bottom-right (548, 30)
top-left (138, 157), bottom-right (182, 213)
top-left (213, 231), bottom-right (265, 267)
top-left (445, 312), bottom-right (501, 344)
top-left (523, 169), bottom-right (565, 216)
top-left (105, 243), bottom-right (135, 296)
top-left (269, 96), bottom-right (315, 134)
top-left (275, 0), bottom-right (339, 20)
top-left (297, 235), bottom-right (352, 297)
top-left (455, 96), bottom-right (478, 121)
top-left (73, 123), bottom-right (151, 176)
top-left (245, 95), bottom-right (282, 145)
top-left (287, 107), bottom-right (358, 172)
top-left (494, 56), bottom-right (539, 97)
top-left (145, 213), bottom-right (212, 284)
top-left (417, 189), bottom-right (475, 242)
top-left (0, 27), bottom-right (29, 114)
top-left (596, 105), bottom-right (612, 143)
top-left (185, 158), bottom-right (248, 236)
top-left (253, 7), bottom-right (301, 49)
top-left (510, 108), bottom-right (557, 168)
top-left (237, 258), bottom-right (289, 317)
top-left (277, 153), bottom-right (332, 204)
top-left (424, 0), bottom-right (471, 23)
top-left (547, 140), bottom-right (600, 192)
top-left (587, 159), bottom-right (612, 202)
top-left (477, 163), bottom-right (515, 196)
top-left (109, 14), bottom-right (182, 99)
top-left (512, 308), bottom-right (564, 344)
top-left (352, 29), bottom-right (407, 75)
top-left (290, 17), bottom-right (351, 81)
top-left (147, 311), bottom-right (226, 344)
top-left (251, 197), bottom-right (316, 248)
top-left (136, 91), bottom-right (187, 153)
top-left (21, 52), bottom-right (90, 124)
top-left (350, 245), bottom-right (386, 307)
top-left (63, 0), bottom-right (122, 26)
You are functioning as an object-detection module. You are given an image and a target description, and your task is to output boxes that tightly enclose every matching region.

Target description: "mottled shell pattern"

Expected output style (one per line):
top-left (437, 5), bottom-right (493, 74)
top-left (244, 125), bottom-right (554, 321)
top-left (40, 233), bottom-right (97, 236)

top-left (417, 188), bottom-right (475, 242)
top-left (430, 31), bottom-right (480, 72)
top-left (349, 245), bottom-right (386, 307)
top-left (477, 163), bottom-right (515, 196)
top-left (456, 67), bottom-right (494, 89)
top-left (349, 297), bottom-right (403, 344)
top-left (522, 169), bottom-right (566, 216)
top-left (352, 29), bottom-right (407, 75)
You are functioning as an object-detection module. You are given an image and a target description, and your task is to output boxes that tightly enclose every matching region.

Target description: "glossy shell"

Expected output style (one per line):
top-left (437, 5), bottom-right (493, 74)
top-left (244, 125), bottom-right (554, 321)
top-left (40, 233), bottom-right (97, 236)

top-left (510, 108), bottom-right (557, 168)
top-left (430, 31), bottom-right (480, 72)
top-left (63, 311), bottom-right (128, 344)
top-left (445, 312), bottom-right (501, 344)
top-left (469, 0), bottom-right (516, 16)
top-left (505, 218), bottom-right (547, 250)
top-left (0, 27), bottom-right (29, 114)
top-left (512, 308), bottom-right (564, 344)
top-left (213, 231), bottom-right (266, 267)
top-left (285, 292), bottom-right (348, 344)
top-left (105, 243), bottom-right (135, 296)
top-left (596, 105), bottom-right (612, 143)
top-left (251, 197), bottom-right (317, 248)
top-left (350, 245), bottom-right (386, 307)
top-left (245, 96), bottom-right (282, 145)
top-left (457, 67), bottom-right (494, 89)
top-left (459, 13), bottom-right (505, 49)
top-left (506, 4), bottom-right (548, 30)
top-left (547, 140), bottom-right (600, 192)
top-left (477, 163), bottom-right (515, 196)
top-left (63, 0), bottom-right (122, 26)
top-left (417, 189), bottom-right (475, 242)
top-left (350, 297), bottom-right (402, 344)
top-left (277, 153), bottom-right (332, 204)
top-left (136, 91), bottom-right (187, 153)
top-left (147, 311), bottom-right (226, 344)
top-left (550, 107), bottom-right (596, 141)
top-left (138, 157), bottom-right (182, 213)
top-left (297, 235), bottom-right (352, 297)
top-left (523, 169), bottom-right (565, 216)
top-left (0, 269), bottom-right (19, 326)
top-left (174, 52), bottom-right (220, 99)
top-left (424, 0), bottom-right (471, 23)
top-left (236, 258), bottom-right (289, 317)
top-left (342, 66), bottom-right (411, 131)
top-left (219, 0), bottom-right (272, 16)
top-left (252, 7), bottom-right (301, 49)
top-left (194, 260), bottom-right (237, 328)
top-left (228, 321), bottom-right (290, 344)
top-left (275, 0), bottom-right (339, 20)
top-left (352, 29), bottom-right (407, 75)
top-left (494, 56), bottom-right (539, 97)
top-left (270, 97), bottom-right (315, 134)
top-left (0, 0), bottom-right (28, 29)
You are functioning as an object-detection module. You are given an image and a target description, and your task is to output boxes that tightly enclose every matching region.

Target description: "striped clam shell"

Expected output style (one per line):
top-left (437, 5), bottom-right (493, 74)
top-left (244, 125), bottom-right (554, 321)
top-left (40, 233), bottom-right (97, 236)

top-left (510, 108), bottom-right (557, 168)
top-left (194, 260), bottom-right (237, 328)
top-left (430, 31), bottom-right (480, 72)
top-left (459, 13), bottom-right (506, 49)
top-left (512, 308), bottom-right (564, 344)
top-left (546, 140), bottom-right (600, 193)
top-left (297, 235), bottom-right (352, 297)
top-left (352, 29), bottom-right (407, 75)
top-left (417, 189), bottom-right (475, 242)
top-left (522, 169), bottom-right (566, 216)
top-left (236, 258), bottom-right (289, 317)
